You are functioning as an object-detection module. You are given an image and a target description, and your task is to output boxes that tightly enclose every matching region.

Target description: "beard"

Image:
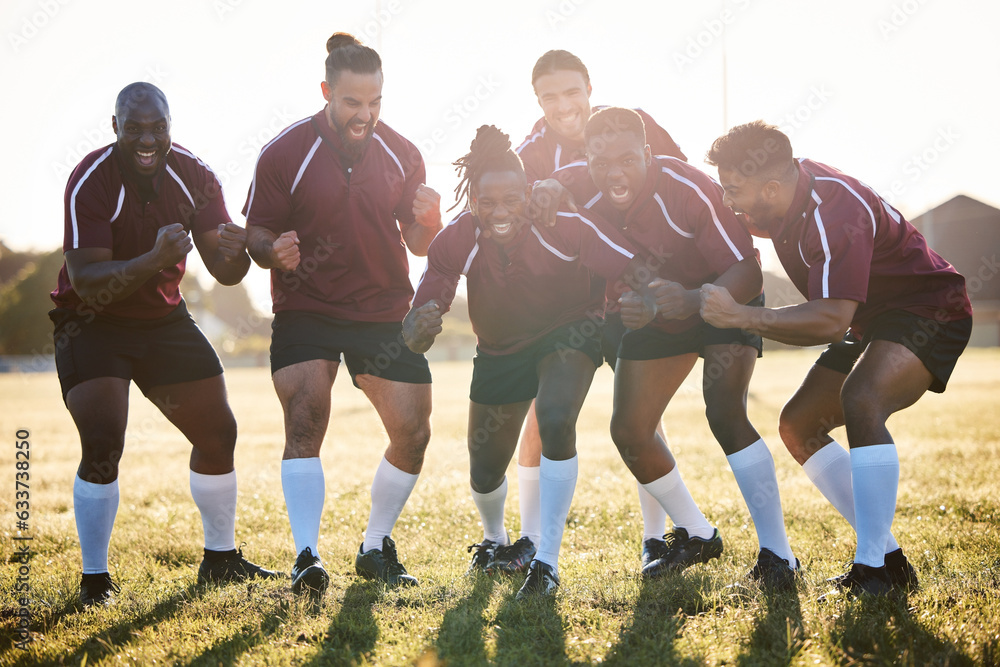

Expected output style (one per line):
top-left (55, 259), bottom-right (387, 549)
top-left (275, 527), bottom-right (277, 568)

top-left (332, 115), bottom-right (375, 161)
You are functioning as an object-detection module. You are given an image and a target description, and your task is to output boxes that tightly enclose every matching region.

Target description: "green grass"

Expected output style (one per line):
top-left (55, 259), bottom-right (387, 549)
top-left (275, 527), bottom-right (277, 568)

top-left (2, 349), bottom-right (999, 666)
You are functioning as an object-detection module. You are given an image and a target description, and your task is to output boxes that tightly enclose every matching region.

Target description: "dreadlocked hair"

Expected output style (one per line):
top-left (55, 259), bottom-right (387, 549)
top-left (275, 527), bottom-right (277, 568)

top-left (450, 125), bottom-right (525, 212)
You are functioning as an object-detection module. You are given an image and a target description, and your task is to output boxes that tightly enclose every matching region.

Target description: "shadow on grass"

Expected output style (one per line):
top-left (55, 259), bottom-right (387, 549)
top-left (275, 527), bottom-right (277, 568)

top-left (733, 586), bottom-right (804, 667)
top-left (2, 580), bottom-right (204, 666)
top-left (602, 572), bottom-right (714, 667)
top-left (827, 594), bottom-right (974, 666)
top-left (492, 582), bottom-right (567, 666)
top-left (303, 580), bottom-right (380, 665)
top-left (434, 573), bottom-right (495, 665)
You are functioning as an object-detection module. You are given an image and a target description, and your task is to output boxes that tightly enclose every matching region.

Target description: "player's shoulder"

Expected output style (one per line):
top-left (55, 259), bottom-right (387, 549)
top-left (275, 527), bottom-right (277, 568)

top-left (67, 144), bottom-right (117, 187)
top-left (516, 117), bottom-right (548, 154)
top-left (654, 155), bottom-right (713, 188)
top-left (371, 119), bottom-right (423, 169)
top-left (255, 115), bottom-right (319, 164)
top-left (804, 159), bottom-right (880, 209)
top-left (168, 143), bottom-right (218, 179)
top-left (431, 210), bottom-right (479, 250)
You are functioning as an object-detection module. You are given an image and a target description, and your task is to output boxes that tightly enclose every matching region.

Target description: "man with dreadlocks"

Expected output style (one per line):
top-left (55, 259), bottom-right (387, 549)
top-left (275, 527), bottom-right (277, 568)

top-left (513, 50), bottom-right (688, 573)
top-left (531, 108), bottom-right (799, 590)
top-left (403, 125), bottom-right (655, 598)
top-left (245, 33), bottom-right (443, 596)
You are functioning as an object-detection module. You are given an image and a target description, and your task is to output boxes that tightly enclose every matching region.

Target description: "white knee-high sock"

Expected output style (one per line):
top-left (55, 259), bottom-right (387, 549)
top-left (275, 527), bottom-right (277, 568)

top-left (802, 441), bottom-right (900, 552)
top-left (726, 439), bottom-right (795, 566)
top-left (535, 455), bottom-right (578, 573)
top-left (281, 457), bottom-right (325, 556)
top-left (518, 464), bottom-right (541, 546)
top-left (190, 470), bottom-right (237, 551)
top-left (641, 467), bottom-right (714, 540)
top-left (74, 476), bottom-right (119, 574)
top-left (363, 457), bottom-right (418, 552)
top-left (851, 444), bottom-right (899, 568)
top-left (471, 477), bottom-right (508, 544)
top-left (637, 481), bottom-right (668, 540)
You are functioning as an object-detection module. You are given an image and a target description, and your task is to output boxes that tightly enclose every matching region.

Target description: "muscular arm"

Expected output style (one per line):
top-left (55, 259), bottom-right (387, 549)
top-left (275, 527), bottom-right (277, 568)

top-left (65, 223), bottom-right (192, 303)
top-left (700, 285), bottom-right (858, 346)
top-left (401, 300), bottom-right (443, 354)
top-left (246, 226), bottom-right (300, 271)
top-left (401, 184), bottom-right (443, 257)
top-left (652, 257), bottom-right (762, 321)
top-left (194, 223), bottom-right (251, 286)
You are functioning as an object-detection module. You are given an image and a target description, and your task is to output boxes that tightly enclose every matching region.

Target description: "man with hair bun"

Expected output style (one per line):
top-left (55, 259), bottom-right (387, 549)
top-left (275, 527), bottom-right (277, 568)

top-left (703, 120), bottom-right (972, 598)
top-left (245, 32), bottom-right (443, 595)
top-left (532, 107), bottom-right (800, 589)
top-left (403, 125), bottom-right (656, 598)
top-left (50, 81), bottom-right (279, 608)
top-left (513, 49), bottom-right (688, 573)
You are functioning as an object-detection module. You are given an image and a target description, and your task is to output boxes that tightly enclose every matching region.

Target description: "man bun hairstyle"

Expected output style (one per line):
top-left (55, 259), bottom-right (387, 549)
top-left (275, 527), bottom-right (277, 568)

top-left (451, 125), bottom-right (525, 212)
top-left (325, 31), bottom-right (382, 87)
top-left (706, 120), bottom-right (794, 180)
top-left (584, 107), bottom-right (646, 147)
top-left (531, 49), bottom-right (590, 87)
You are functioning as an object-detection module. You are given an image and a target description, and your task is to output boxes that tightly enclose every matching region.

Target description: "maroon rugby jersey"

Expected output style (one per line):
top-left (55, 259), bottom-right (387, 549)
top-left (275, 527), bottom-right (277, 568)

top-left (50, 143), bottom-right (229, 319)
top-left (413, 210), bottom-right (635, 355)
top-left (244, 111), bottom-right (425, 322)
top-left (516, 107), bottom-right (687, 183)
top-left (768, 159), bottom-right (972, 336)
top-left (554, 156), bottom-right (756, 334)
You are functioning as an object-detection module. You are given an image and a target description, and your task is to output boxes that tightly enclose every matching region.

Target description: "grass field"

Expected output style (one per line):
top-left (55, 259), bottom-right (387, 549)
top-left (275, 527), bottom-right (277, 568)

top-left (2, 349), bottom-right (999, 666)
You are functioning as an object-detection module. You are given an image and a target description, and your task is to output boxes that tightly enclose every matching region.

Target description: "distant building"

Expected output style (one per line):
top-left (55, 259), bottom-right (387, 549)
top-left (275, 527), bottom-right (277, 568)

top-left (911, 195), bottom-right (1000, 347)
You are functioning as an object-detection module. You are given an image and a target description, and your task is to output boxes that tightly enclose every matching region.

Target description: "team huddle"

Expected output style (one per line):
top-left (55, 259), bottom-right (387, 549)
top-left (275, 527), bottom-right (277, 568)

top-left (51, 33), bottom-right (972, 607)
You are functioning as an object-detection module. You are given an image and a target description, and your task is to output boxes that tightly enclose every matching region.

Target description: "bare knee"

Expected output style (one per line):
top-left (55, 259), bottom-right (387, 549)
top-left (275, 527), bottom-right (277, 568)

top-left (536, 406), bottom-right (576, 455)
top-left (779, 400), bottom-right (834, 464)
top-left (78, 429), bottom-right (125, 484)
top-left (387, 420), bottom-right (431, 472)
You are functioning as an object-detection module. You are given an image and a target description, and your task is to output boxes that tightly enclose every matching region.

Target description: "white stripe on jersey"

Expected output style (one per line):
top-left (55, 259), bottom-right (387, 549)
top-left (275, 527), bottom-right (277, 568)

top-left (166, 165), bottom-right (195, 207)
top-left (246, 117), bottom-right (312, 216)
top-left (515, 126), bottom-right (546, 154)
top-left (373, 132), bottom-right (405, 178)
top-left (583, 191), bottom-right (602, 209)
top-left (811, 190), bottom-right (833, 299)
top-left (291, 137), bottom-right (322, 195)
top-left (653, 192), bottom-right (694, 239)
top-left (559, 211), bottom-right (634, 259)
top-left (69, 146), bottom-right (114, 249)
top-left (461, 227), bottom-right (481, 275)
top-left (661, 166), bottom-right (744, 261)
top-left (109, 186), bottom-right (125, 223)
top-left (530, 225), bottom-right (577, 262)
top-left (815, 176), bottom-right (877, 238)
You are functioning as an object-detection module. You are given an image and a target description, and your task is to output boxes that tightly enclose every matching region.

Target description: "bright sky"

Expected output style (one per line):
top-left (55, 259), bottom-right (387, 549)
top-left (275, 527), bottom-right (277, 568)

top-left (2, 0), bottom-right (997, 309)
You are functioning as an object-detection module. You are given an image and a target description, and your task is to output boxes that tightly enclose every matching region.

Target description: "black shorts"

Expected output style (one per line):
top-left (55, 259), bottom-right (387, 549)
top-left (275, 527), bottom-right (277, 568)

top-left (815, 333), bottom-right (864, 375)
top-left (470, 320), bottom-right (604, 405)
top-left (600, 311), bottom-right (628, 367)
top-left (270, 310), bottom-right (431, 387)
top-left (814, 310), bottom-right (972, 393)
top-left (49, 301), bottom-right (223, 401)
top-left (617, 295), bottom-right (765, 361)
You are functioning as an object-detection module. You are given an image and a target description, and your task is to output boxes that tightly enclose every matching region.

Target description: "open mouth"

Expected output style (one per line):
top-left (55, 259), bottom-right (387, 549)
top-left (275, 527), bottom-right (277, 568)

top-left (491, 222), bottom-right (513, 236)
top-left (136, 150), bottom-right (157, 168)
top-left (608, 184), bottom-right (631, 205)
top-left (347, 122), bottom-right (369, 140)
